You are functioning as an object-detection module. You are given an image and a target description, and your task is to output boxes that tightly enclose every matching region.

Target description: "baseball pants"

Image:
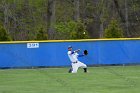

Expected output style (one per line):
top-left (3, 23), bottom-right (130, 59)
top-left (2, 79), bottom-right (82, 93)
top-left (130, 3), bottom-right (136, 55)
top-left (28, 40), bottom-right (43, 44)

top-left (71, 61), bottom-right (87, 73)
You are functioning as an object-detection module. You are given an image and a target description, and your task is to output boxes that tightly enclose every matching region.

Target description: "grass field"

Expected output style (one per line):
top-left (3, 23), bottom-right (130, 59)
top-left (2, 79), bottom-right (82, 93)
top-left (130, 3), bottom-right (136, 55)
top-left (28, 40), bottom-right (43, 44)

top-left (0, 66), bottom-right (140, 93)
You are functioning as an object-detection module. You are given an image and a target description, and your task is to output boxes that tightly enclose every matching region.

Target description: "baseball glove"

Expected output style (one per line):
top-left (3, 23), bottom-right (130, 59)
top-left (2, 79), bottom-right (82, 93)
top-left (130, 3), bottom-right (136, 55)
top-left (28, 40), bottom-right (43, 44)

top-left (84, 50), bottom-right (88, 55)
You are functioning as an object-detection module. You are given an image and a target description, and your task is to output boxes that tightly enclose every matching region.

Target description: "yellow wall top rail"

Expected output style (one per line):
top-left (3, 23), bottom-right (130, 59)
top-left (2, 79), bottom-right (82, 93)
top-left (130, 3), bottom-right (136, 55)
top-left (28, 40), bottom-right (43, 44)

top-left (0, 38), bottom-right (140, 44)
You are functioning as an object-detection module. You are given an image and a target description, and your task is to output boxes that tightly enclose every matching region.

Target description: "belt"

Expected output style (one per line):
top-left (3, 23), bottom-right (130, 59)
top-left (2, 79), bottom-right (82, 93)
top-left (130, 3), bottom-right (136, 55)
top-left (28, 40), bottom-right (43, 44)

top-left (72, 61), bottom-right (78, 64)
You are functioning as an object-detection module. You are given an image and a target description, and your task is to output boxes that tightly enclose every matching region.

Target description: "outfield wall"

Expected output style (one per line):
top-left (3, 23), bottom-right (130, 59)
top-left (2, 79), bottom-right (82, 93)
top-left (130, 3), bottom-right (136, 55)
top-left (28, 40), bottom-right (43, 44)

top-left (0, 38), bottom-right (140, 68)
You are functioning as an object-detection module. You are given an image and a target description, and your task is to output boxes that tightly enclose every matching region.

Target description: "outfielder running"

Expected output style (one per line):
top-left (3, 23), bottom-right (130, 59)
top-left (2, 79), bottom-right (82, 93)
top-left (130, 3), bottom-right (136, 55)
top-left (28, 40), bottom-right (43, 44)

top-left (67, 46), bottom-right (88, 73)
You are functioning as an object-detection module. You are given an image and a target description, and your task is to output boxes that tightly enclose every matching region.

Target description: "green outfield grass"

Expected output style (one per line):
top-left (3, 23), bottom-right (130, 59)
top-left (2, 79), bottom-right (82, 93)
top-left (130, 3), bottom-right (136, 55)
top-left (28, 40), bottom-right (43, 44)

top-left (0, 66), bottom-right (139, 93)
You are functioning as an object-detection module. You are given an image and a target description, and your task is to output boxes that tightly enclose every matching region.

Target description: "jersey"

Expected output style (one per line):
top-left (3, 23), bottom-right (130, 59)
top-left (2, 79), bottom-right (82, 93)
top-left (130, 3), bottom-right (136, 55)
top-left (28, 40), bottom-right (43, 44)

top-left (67, 51), bottom-right (79, 62)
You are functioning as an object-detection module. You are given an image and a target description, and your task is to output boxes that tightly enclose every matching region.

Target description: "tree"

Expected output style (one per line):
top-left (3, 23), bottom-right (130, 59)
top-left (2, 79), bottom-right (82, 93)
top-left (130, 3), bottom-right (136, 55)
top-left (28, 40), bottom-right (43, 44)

top-left (98, 0), bottom-right (105, 38)
top-left (104, 19), bottom-right (123, 38)
top-left (2, 0), bottom-right (10, 33)
top-left (36, 27), bottom-right (48, 40)
top-left (74, 0), bottom-right (80, 21)
top-left (0, 24), bottom-right (11, 41)
top-left (70, 20), bottom-right (89, 39)
top-left (0, 0), bottom-right (140, 40)
top-left (55, 20), bottom-right (89, 39)
top-left (47, 0), bottom-right (56, 39)
top-left (124, 0), bottom-right (130, 37)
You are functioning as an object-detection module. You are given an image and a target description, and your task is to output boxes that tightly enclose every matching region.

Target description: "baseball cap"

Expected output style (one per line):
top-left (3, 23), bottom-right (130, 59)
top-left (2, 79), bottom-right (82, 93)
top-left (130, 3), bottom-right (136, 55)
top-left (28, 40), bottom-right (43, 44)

top-left (68, 45), bottom-right (72, 48)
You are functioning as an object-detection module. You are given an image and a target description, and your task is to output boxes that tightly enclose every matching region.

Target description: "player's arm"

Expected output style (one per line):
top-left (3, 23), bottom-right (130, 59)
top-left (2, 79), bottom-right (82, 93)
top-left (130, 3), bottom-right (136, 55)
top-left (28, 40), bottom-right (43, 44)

top-left (69, 49), bottom-right (80, 55)
top-left (78, 54), bottom-right (85, 57)
top-left (78, 50), bottom-right (88, 57)
top-left (77, 53), bottom-right (86, 57)
top-left (74, 49), bottom-right (80, 53)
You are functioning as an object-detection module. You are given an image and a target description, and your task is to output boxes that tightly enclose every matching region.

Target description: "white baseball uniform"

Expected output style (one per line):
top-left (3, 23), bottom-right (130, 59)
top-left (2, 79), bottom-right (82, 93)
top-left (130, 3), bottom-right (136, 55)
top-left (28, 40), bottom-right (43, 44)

top-left (67, 50), bottom-right (87, 73)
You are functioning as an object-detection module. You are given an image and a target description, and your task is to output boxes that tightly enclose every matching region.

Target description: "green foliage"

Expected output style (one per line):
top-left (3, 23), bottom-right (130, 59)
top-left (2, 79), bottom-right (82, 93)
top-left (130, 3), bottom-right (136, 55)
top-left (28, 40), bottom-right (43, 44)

top-left (0, 0), bottom-right (139, 40)
top-left (55, 20), bottom-right (89, 39)
top-left (36, 27), bottom-right (48, 40)
top-left (104, 19), bottom-right (124, 38)
top-left (0, 25), bottom-right (11, 41)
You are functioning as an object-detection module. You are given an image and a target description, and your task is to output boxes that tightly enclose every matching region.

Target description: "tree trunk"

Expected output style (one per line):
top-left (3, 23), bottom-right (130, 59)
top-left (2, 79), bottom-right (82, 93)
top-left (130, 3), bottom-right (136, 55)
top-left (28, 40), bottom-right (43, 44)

top-left (2, 0), bottom-right (9, 33)
top-left (47, 0), bottom-right (56, 40)
top-left (74, 0), bottom-right (80, 21)
top-left (125, 0), bottom-right (130, 37)
top-left (113, 0), bottom-right (125, 22)
top-left (99, 0), bottom-right (104, 38)
top-left (99, 21), bottom-right (104, 38)
top-left (81, 0), bottom-right (86, 21)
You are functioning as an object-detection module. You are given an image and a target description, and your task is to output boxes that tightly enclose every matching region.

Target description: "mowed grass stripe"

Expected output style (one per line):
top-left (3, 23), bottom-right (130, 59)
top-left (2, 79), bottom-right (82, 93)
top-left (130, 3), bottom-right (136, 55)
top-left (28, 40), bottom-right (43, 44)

top-left (0, 66), bottom-right (139, 93)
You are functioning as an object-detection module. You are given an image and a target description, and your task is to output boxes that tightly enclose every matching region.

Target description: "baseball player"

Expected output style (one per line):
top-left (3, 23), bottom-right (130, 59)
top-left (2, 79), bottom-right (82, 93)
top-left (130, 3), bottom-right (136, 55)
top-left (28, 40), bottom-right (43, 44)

top-left (67, 45), bottom-right (87, 73)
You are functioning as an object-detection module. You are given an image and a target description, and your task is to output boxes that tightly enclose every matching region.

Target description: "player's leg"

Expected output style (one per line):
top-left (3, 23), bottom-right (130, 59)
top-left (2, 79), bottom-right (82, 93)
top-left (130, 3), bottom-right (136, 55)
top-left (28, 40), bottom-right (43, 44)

top-left (68, 67), bottom-right (72, 73)
top-left (77, 61), bottom-right (87, 73)
top-left (83, 68), bottom-right (87, 73)
top-left (71, 63), bottom-right (78, 73)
